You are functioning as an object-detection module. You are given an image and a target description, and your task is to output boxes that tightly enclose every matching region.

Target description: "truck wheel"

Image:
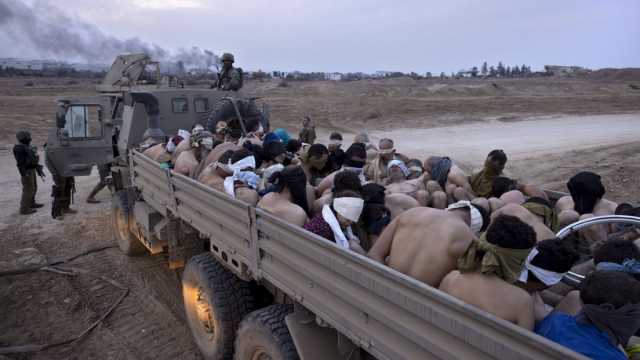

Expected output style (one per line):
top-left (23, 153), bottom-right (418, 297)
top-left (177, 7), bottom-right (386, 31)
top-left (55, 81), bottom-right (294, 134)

top-left (111, 193), bottom-right (145, 256)
top-left (183, 253), bottom-right (256, 360)
top-left (234, 305), bottom-right (299, 360)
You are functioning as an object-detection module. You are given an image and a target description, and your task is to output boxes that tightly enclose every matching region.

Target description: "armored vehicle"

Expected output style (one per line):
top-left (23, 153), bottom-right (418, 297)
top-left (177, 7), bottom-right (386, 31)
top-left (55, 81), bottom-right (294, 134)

top-left (45, 55), bottom-right (639, 360)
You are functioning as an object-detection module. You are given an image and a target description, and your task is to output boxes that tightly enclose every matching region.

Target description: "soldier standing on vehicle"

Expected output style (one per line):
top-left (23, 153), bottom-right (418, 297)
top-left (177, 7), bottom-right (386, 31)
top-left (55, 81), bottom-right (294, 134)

top-left (13, 131), bottom-right (45, 215)
top-left (216, 53), bottom-right (242, 91)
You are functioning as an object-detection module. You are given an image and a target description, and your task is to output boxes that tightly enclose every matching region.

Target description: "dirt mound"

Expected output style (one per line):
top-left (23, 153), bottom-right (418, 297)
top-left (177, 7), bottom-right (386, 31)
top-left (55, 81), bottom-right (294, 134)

top-left (586, 68), bottom-right (640, 82)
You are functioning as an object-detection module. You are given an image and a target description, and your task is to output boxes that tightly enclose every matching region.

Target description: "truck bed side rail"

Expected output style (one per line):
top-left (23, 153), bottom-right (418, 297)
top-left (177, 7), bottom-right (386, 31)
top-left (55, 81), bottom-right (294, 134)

top-left (130, 151), bottom-right (584, 360)
top-left (254, 210), bottom-right (584, 360)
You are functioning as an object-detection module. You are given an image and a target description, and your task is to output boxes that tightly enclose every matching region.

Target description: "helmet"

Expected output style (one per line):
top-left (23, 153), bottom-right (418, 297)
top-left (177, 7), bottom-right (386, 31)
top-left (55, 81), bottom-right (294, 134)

top-left (221, 53), bottom-right (235, 63)
top-left (16, 130), bottom-right (31, 142)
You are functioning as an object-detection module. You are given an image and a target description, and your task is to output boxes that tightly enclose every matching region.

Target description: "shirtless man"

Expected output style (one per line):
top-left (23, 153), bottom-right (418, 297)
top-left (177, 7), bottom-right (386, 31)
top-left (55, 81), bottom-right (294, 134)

top-left (363, 138), bottom-right (409, 185)
top-left (143, 130), bottom-right (188, 164)
top-left (405, 159), bottom-right (424, 180)
top-left (315, 143), bottom-right (367, 197)
top-left (173, 131), bottom-right (214, 178)
top-left (555, 171), bottom-right (617, 243)
top-left (257, 166), bottom-right (309, 227)
top-left (312, 170), bottom-right (362, 214)
top-left (384, 160), bottom-right (430, 206)
top-left (491, 203), bottom-right (555, 242)
top-left (198, 148), bottom-right (260, 205)
top-left (424, 156), bottom-right (474, 203)
top-left (468, 150), bottom-right (507, 198)
top-left (439, 215), bottom-right (538, 330)
top-left (300, 143), bottom-right (330, 186)
top-left (368, 207), bottom-right (478, 287)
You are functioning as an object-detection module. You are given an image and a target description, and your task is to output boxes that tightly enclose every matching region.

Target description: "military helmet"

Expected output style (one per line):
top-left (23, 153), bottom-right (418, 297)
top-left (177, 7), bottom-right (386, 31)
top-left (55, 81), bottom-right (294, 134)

top-left (221, 53), bottom-right (235, 63)
top-left (16, 130), bottom-right (31, 142)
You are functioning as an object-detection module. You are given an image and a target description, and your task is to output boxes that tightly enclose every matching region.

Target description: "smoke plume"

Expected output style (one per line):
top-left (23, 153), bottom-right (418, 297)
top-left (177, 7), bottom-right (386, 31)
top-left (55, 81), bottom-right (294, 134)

top-left (0, 0), bottom-right (219, 71)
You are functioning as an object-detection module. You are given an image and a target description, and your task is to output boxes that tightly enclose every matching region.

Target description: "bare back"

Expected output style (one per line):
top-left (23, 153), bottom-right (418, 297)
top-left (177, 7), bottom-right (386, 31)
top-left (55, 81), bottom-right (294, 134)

top-left (143, 143), bottom-right (171, 163)
top-left (439, 271), bottom-right (534, 330)
top-left (258, 192), bottom-right (308, 227)
top-left (491, 203), bottom-right (555, 242)
top-left (369, 208), bottom-right (474, 287)
top-left (174, 150), bottom-right (198, 176)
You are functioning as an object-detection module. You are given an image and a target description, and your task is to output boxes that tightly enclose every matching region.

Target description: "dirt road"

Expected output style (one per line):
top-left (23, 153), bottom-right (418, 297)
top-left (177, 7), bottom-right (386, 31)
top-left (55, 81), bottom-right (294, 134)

top-left (368, 113), bottom-right (640, 162)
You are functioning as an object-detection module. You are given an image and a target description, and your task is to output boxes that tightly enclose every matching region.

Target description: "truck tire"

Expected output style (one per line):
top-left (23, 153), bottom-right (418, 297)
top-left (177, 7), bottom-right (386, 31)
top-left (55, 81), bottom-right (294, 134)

top-left (183, 253), bottom-right (256, 360)
top-left (111, 192), bottom-right (145, 256)
top-left (234, 304), bottom-right (299, 360)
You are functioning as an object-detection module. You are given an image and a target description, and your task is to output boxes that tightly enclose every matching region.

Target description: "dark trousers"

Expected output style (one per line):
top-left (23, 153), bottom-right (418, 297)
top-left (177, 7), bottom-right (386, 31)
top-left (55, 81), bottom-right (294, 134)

top-left (20, 169), bottom-right (37, 212)
top-left (52, 174), bottom-right (74, 217)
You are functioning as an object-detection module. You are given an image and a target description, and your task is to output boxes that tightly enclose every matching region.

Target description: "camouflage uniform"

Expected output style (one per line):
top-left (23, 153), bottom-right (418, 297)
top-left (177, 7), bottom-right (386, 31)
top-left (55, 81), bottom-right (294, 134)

top-left (45, 151), bottom-right (75, 219)
top-left (216, 53), bottom-right (242, 91)
top-left (13, 131), bottom-right (43, 214)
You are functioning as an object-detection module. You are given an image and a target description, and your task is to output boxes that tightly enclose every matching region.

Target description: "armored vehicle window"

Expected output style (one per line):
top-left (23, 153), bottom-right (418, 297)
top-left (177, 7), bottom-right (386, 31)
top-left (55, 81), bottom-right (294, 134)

top-left (64, 105), bottom-right (103, 138)
top-left (172, 98), bottom-right (188, 113)
top-left (194, 98), bottom-right (210, 113)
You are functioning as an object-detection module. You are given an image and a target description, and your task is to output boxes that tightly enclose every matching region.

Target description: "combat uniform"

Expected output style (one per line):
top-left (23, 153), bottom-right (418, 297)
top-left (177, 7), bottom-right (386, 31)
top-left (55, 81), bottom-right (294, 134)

top-left (13, 131), bottom-right (44, 214)
top-left (86, 163), bottom-right (112, 203)
top-left (45, 151), bottom-right (75, 219)
top-left (216, 53), bottom-right (242, 91)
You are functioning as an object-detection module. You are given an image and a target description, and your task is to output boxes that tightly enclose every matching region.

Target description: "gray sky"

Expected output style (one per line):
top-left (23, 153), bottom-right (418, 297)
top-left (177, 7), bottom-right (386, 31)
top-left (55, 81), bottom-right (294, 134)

top-left (1, 0), bottom-right (639, 73)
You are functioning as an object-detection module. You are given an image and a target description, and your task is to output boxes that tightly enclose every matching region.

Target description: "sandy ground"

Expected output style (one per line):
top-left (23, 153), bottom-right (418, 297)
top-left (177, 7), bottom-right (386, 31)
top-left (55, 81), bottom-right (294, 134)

top-left (1, 75), bottom-right (639, 359)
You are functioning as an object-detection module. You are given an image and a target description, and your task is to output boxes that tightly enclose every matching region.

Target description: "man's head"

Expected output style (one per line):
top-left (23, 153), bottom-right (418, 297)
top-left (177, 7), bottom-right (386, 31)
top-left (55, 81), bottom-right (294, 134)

top-left (333, 170), bottom-right (363, 194)
top-left (230, 148), bottom-right (254, 167)
top-left (270, 165), bottom-right (309, 215)
top-left (593, 239), bottom-right (640, 265)
top-left (406, 159), bottom-right (423, 179)
top-left (387, 160), bottom-right (409, 182)
top-left (286, 139), bottom-right (301, 154)
top-left (378, 138), bottom-right (395, 161)
top-left (264, 140), bottom-right (286, 164)
top-left (424, 156), bottom-right (441, 173)
top-left (567, 171), bottom-right (605, 215)
top-left (329, 132), bottom-right (343, 151)
top-left (332, 190), bottom-right (364, 229)
top-left (519, 238), bottom-right (580, 290)
top-left (344, 143), bottom-right (367, 169)
top-left (16, 130), bottom-right (32, 145)
top-left (581, 270), bottom-right (640, 309)
top-left (307, 144), bottom-right (329, 170)
top-left (302, 116), bottom-right (312, 128)
top-left (486, 214), bottom-right (537, 249)
top-left (245, 118), bottom-right (262, 134)
top-left (227, 128), bottom-right (242, 144)
top-left (447, 201), bottom-right (489, 235)
top-left (353, 132), bottom-right (370, 145)
top-left (485, 149), bottom-right (507, 175)
top-left (221, 52), bottom-right (234, 69)
top-left (191, 130), bottom-right (214, 151)
top-left (492, 176), bottom-right (517, 198)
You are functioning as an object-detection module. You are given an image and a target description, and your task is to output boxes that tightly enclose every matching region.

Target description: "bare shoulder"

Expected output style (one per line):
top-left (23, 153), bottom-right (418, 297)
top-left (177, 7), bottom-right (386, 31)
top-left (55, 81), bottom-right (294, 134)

top-left (438, 270), bottom-right (461, 292)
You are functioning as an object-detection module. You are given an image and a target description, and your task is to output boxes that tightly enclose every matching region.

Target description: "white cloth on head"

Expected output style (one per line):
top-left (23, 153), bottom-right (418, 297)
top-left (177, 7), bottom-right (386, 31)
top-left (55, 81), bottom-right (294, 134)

top-left (321, 205), bottom-right (359, 250)
top-left (387, 159), bottom-right (409, 177)
top-left (446, 200), bottom-right (483, 235)
top-left (224, 156), bottom-right (258, 197)
top-left (518, 248), bottom-right (566, 286)
top-left (166, 138), bottom-right (177, 153)
top-left (261, 164), bottom-right (285, 181)
top-left (333, 197), bottom-right (364, 223)
top-left (178, 129), bottom-right (190, 142)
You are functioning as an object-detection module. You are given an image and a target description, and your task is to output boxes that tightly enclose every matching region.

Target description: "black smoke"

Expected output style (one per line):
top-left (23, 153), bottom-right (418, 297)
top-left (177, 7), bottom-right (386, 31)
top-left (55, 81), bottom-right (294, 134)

top-left (0, 0), bottom-right (219, 70)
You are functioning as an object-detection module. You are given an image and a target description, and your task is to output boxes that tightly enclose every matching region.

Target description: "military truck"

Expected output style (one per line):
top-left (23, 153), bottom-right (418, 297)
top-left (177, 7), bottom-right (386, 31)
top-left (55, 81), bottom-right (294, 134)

top-left (45, 55), bottom-right (640, 360)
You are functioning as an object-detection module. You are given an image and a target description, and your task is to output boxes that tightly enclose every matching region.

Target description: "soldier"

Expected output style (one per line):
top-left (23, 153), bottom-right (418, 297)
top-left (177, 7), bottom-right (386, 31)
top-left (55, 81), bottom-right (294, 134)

top-left (45, 150), bottom-right (76, 219)
top-left (298, 116), bottom-right (316, 145)
top-left (216, 53), bottom-right (242, 91)
top-left (13, 131), bottom-right (45, 215)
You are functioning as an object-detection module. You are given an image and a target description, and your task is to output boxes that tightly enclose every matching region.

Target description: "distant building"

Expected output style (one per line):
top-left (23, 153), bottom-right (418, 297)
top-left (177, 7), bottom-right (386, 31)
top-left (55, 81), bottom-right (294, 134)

top-left (325, 72), bottom-right (343, 81)
top-left (373, 71), bottom-right (393, 78)
top-left (0, 58), bottom-right (44, 70)
top-left (544, 65), bottom-right (590, 77)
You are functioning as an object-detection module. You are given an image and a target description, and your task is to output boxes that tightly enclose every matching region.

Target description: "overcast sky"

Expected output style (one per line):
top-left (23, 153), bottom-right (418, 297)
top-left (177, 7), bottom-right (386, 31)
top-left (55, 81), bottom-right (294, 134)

top-left (1, 0), bottom-right (639, 73)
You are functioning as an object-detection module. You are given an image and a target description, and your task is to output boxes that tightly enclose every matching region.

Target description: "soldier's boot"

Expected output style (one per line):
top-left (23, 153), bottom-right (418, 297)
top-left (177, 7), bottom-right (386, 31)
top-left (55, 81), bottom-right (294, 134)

top-left (20, 208), bottom-right (37, 215)
top-left (31, 203), bottom-right (44, 208)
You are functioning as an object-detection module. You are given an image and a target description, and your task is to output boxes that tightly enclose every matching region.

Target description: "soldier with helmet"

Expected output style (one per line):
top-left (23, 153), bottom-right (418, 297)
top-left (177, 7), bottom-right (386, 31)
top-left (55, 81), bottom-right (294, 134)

top-left (216, 53), bottom-right (243, 91)
top-left (13, 130), bottom-right (45, 215)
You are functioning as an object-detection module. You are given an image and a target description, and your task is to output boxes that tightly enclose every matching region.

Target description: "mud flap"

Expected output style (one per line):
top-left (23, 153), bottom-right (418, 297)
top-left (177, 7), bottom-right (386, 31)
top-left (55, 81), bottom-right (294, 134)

top-left (167, 219), bottom-right (204, 269)
top-left (285, 305), bottom-right (359, 360)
